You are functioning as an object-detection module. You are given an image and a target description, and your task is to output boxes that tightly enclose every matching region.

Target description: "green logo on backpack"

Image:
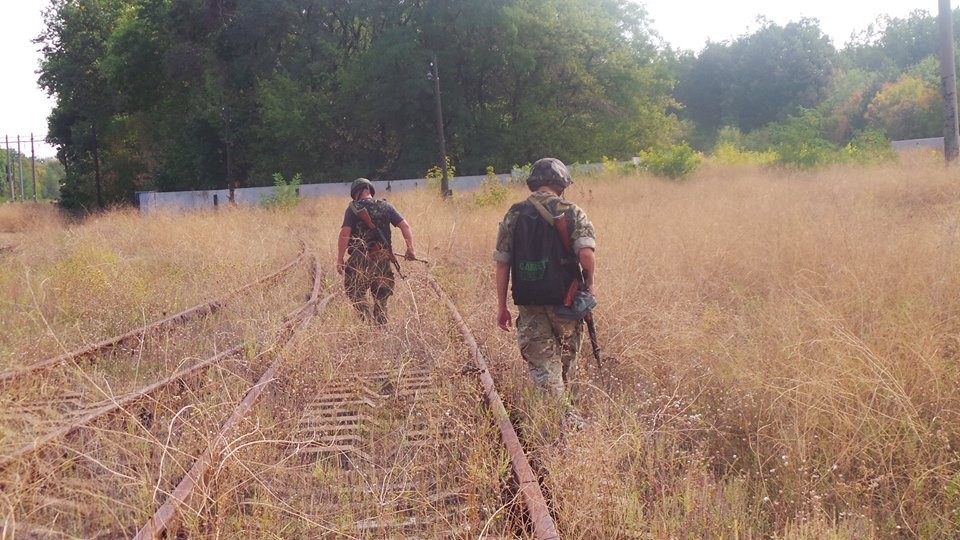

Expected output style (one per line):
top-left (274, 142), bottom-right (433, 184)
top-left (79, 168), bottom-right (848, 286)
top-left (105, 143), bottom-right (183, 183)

top-left (517, 258), bottom-right (549, 281)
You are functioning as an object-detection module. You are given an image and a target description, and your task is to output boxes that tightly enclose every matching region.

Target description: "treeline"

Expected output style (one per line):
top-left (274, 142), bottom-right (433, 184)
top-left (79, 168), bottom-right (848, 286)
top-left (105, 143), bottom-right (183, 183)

top-left (0, 150), bottom-right (63, 202)
top-left (673, 10), bottom-right (948, 160)
top-left (36, 1), bottom-right (950, 210)
top-left (37, 0), bottom-right (677, 210)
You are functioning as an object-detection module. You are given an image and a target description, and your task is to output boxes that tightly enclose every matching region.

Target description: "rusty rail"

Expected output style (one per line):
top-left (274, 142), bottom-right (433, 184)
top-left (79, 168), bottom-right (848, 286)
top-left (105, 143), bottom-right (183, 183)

top-left (0, 254), bottom-right (317, 469)
top-left (426, 276), bottom-right (560, 540)
top-left (134, 256), bottom-right (331, 540)
top-left (0, 252), bottom-right (305, 385)
top-left (0, 344), bottom-right (245, 468)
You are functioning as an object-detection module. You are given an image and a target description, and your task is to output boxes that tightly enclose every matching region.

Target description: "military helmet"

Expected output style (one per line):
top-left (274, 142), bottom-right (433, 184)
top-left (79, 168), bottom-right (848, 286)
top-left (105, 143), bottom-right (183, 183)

top-left (350, 177), bottom-right (375, 199)
top-left (526, 158), bottom-right (573, 191)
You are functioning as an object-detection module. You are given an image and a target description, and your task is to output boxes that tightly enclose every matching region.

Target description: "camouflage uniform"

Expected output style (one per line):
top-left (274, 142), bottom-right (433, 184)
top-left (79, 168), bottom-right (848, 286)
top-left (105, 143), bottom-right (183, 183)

top-left (494, 189), bottom-right (596, 404)
top-left (342, 198), bottom-right (404, 324)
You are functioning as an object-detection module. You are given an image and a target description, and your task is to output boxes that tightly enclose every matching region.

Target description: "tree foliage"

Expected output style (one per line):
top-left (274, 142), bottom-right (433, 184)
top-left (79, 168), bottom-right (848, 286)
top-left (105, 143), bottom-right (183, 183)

top-left (675, 18), bottom-right (836, 143)
top-left (37, 0), bottom-right (676, 209)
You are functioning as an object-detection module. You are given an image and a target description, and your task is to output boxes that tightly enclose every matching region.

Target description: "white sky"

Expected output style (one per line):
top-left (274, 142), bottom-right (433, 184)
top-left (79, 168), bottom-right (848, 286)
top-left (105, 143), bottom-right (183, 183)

top-left (645, 0), bottom-right (930, 52)
top-left (0, 0), bottom-right (939, 159)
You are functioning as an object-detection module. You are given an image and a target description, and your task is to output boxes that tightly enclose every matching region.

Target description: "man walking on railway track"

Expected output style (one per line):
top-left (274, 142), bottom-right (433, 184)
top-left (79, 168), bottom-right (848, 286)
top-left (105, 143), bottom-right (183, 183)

top-left (337, 178), bottom-right (417, 324)
top-left (493, 158), bottom-right (597, 430)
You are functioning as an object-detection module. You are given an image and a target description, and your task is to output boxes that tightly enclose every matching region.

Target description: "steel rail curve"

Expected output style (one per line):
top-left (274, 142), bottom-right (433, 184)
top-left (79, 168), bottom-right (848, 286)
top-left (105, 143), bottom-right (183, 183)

top-left (0, 254), bottom-right (317, 470)
top-left (0, 252), bottom-right (306, 386)
top-left (134, 255), bottom-right (331, 540)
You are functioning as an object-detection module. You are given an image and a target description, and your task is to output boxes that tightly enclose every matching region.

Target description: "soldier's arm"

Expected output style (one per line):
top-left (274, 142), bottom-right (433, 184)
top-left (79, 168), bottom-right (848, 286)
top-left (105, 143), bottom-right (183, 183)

top-left (397, 219), bottom-right (416, 259)
top-left (336, 226), bottom-right (351, 275)
top-left (578, 247), bottom-right (595, 294)
top-left (496, 261), bottom-right (512, 331)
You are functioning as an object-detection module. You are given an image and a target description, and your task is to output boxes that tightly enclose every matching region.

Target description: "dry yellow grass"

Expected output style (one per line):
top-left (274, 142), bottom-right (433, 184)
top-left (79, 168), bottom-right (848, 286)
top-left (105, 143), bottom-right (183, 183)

top-left (2, 154), bottom-right (960, 537)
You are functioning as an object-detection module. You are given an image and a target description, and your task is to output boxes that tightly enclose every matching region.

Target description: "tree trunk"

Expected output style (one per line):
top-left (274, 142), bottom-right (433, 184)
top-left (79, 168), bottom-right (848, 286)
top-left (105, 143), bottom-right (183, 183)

top-left (92, 122), bottom-right (104, 209)
top-left (939, 0), bottom-right (960, 163)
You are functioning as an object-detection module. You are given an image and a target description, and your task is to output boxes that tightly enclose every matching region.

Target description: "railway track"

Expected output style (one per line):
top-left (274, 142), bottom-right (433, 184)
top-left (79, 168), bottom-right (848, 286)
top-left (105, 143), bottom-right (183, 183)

top-left (0, 253), bottom-right (319, 538)
top-left (1, 259), bottom-right (561, 539)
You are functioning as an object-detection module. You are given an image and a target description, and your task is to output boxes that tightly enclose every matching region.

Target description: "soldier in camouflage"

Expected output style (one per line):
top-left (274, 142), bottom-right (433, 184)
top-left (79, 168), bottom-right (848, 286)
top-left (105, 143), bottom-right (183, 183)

top-left (493, 158), bottom-right (597, 430)
top-left (337, 178), bottom-right (417, 324)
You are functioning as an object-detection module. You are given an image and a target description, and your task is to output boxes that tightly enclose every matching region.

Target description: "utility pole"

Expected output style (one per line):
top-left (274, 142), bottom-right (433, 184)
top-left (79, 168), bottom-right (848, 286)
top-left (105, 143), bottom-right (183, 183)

top-left (31, 134), bottom-right (37, 201)
top-left (223, 105), bottom-right (235, 204)
top-left (5, 136), bottom-right (12, 201)
top-left (940, 0), bottom-right (960, 163)
top-left (17, 136), bottom-right (24, 200)
top-left (429, 52), bottom-right (451, 198)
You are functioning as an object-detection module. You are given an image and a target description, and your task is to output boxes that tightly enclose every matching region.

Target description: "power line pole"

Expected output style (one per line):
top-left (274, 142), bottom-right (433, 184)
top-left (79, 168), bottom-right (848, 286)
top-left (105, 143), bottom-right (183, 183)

top-left (31, 134), bottom-right (38, 201)
top-left (17, 136), bottom-right (24, 199)
top-left (429, 52), bottom-right (451, 198)
top-left (5, 136), bottom-right (12, 201)
top-left (940, 0), bottom-right (960, 163)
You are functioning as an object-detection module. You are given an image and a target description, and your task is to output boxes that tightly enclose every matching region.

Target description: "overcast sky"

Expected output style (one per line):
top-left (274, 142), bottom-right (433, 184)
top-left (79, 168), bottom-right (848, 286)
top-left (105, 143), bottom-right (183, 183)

top-left (645, 0), bottom-right (928, 52)
top-left (0, 0), bottom-right (937, 159)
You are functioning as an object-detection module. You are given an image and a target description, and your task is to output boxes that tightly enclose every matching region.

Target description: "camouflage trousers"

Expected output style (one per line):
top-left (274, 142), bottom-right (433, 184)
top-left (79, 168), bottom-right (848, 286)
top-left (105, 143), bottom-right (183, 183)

top-left (344, 250), bottom-right (395, 324)
top-left (515, 305), bottom-right (583, 406)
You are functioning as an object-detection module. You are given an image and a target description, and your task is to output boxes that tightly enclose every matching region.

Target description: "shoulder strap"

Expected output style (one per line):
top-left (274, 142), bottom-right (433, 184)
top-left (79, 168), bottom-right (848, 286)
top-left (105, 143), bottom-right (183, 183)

top-left (527, 196), bottom-right (555, 225)
top-left (349, 200), bottom-right (366, 217)
top-left (527, 196), bottom-right (574, 255)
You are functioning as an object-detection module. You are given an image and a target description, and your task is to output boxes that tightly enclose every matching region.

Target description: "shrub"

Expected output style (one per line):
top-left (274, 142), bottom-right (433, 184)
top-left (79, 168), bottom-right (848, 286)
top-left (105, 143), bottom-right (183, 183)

top-left (638, 143), bottom-right (702, 179)
top-left (769, 109), bottom-right (837, 169)
top-left (841, 128), bottom-right (897, 165)
top-left (473, 166), bottom-right (510, 207)
top-left (712, 143), bottom-right (778, 166)
top-left (510, 163), bottom-right (531, 183)
top-left (262, 172), bottom-right (302, 209)
top-left (426, 156), bottom-right (456, 193)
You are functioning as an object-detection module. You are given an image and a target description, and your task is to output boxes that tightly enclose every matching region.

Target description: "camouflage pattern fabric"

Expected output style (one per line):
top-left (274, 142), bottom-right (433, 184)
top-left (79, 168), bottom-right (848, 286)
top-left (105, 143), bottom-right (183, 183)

top-left (493, 191), bottom-right (596, 265)
top-left (342, 198), bottom-right (403, 324)
top-left (347, 198), bottom-right (399, 253)
top-left (344, 250), bottom-right (394, 324)
top-left (525, 157), bottom-right (574, 191)
top-left (516, 304), bottom-right (583, 406)
top-left (494, 190), bottom-right (595, 411)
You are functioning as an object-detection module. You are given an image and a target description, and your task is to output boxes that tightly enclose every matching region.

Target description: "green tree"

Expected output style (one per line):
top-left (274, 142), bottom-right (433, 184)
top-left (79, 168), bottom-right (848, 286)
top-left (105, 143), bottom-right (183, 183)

top-left (37, 0), bottom-right (677, 205)
top-left (674, 18), bottom-right (836, 138)
top-left (37, 0), bottom-right (126, 210)
top-left (865, 74), bottom-right (941, 140)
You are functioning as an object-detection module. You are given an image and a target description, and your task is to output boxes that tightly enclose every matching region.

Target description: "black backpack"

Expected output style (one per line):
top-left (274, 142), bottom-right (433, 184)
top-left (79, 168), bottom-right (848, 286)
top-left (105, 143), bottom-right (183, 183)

top-left (510, 198), bottom-right (581, 305)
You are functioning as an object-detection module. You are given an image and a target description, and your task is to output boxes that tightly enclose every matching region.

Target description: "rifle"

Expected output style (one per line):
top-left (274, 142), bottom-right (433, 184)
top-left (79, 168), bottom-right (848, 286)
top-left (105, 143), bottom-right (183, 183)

top-left (549, 203), bottom-right (602, 371)
top-left (394, 252), bottom-right (429, 264)
top-left (584, 311), bottom-right (602, 369)
top-left (352, 203), bottom-right (405, 279)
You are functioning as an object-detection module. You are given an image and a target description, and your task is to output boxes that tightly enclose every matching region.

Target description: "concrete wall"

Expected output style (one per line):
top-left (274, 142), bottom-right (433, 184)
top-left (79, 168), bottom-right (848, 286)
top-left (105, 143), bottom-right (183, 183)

top-left (134, 160), bottom-right (620, 214)
top-left (892, 137), bottom-right (944, 151)
top-left (136, 173), bottom-right (513, 214)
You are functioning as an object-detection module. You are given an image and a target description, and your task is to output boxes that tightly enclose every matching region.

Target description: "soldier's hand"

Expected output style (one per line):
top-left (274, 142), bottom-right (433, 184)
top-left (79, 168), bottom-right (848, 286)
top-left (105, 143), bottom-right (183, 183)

top-left (336, 259), bottom-right (345, 275)
top-left (404, 249), bottom-right (417, 261)
top-left (497, 306), bottom-right (512, 331)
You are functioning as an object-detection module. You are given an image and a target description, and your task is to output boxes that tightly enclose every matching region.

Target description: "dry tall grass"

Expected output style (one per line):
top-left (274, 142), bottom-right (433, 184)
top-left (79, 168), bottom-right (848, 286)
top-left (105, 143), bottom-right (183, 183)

top-left (2, 154), bottom-right (960, 537)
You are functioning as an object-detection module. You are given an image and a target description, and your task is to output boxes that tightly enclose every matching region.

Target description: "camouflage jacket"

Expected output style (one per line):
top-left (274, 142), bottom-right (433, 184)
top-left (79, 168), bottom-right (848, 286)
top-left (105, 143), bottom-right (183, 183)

top-left (493, 191), bottom-right (596, 264)
top-left (342, 199), bottom-right (404, 254)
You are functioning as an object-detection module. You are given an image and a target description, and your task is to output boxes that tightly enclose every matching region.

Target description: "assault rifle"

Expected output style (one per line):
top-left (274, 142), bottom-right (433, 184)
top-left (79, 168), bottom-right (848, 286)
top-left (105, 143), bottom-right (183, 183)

top-left (543, 200), bottom-right (601, 371)
top-left (351, 204), bottom-right (405, 279)
top-left (394, 252), bottom-right (429, 264)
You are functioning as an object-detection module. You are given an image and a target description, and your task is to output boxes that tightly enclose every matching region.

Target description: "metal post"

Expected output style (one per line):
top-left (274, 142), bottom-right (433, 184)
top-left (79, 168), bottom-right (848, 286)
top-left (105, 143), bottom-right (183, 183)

top-left (940, 0), bottom-right (960, 163)
top-left (430, 52), bottom-right (450, 198)
top-left (5, 135), bottom-right (12, 201)
top-left (31, 134), bottom-right (37, 201)
top-left (17, 136), bottom-right (24, 200)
